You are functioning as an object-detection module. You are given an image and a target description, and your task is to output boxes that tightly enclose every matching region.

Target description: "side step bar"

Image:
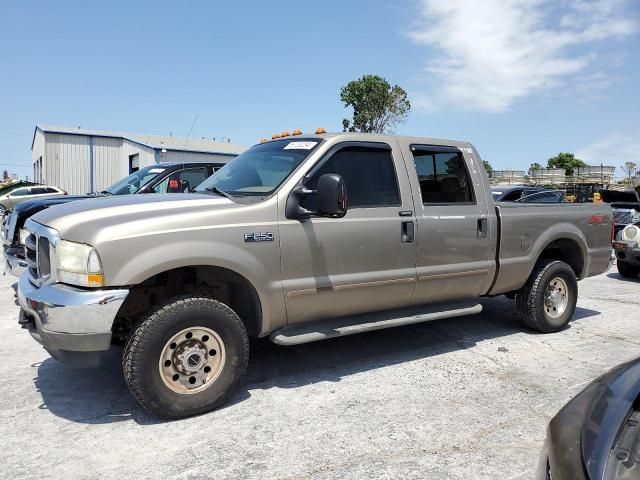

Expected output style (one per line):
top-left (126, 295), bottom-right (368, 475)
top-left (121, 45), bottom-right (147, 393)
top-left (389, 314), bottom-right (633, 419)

top-left (270, 301), bottom-right (483, 346)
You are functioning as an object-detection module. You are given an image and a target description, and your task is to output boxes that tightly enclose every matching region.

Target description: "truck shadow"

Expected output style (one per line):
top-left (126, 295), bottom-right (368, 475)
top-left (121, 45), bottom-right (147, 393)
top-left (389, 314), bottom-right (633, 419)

top-left (33, 297), bottom-right (600, 425)
top-left (607, 272), bottom-right (640, 283)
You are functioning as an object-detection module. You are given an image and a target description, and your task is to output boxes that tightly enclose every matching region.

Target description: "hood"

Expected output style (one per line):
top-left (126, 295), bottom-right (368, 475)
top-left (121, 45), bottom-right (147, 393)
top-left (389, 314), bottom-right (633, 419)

top-left (31, 192), bottom-right (239, 243)
top-left (13, 195), bottom-right (91, 230)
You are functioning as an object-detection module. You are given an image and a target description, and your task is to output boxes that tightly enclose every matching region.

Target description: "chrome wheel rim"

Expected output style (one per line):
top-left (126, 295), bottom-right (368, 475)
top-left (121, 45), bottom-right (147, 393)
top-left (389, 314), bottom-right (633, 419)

top-left (544, 277), bottom-right (569, 319)
top-left (159, 326), bottom-right (226, 394)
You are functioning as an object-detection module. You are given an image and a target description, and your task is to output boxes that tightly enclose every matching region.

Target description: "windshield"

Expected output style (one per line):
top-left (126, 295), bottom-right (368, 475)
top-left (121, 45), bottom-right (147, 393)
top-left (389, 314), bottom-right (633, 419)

top-left (195, 139), bottom-right (321, 196)
top-left (103, 166), bottom-right (166, 195)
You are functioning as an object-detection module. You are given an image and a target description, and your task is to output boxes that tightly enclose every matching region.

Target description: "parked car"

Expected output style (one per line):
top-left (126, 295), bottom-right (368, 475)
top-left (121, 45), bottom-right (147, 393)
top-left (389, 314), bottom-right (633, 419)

top-left (2, 162), bottom-right (224, 276)
top-left (597, 183), bottom-right (640, 237)
top-left (0, 185), bottom-right (65, 213)
top-left (613, 224), bottom-right (640, 278)
top-left (516, 190), bottom-right (568, 203)
top-left (0, 180), bottom-right (37, 198)
top-left (537, 356), bottom-right (640, 479)
top-left (17, 132), bottom-right (613, 418)
top-left (492, 186), bottom-right (566, 203)
top-left (492, 185), bottom-right (547, 201)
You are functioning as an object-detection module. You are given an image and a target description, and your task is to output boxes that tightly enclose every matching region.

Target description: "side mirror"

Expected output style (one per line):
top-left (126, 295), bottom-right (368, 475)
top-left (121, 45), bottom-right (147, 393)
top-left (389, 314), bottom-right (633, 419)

top-left (285, 173), bottom-right (348, 220)
top-left (316, 173), bottom-right (347, 218)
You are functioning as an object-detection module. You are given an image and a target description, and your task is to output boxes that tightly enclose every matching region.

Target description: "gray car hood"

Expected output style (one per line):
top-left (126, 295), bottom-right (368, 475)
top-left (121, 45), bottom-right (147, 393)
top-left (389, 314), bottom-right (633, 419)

top-left (31, 193), bottom-right (238, 242)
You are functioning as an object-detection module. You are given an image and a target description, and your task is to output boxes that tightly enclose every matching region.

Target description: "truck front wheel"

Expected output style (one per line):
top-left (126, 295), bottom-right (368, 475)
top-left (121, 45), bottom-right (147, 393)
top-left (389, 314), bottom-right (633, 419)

top-left (516, 260), bottom-right (578, 333)
top-left (617, 261), bottom-right (640, 278)
top-left (122, 296), bottom-right (249, 419)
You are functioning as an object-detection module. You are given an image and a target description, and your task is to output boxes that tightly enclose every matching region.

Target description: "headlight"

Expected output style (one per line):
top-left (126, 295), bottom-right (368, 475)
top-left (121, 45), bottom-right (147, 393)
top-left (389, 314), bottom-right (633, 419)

top-left (55, 240), bottom-right (104, 287)
top-left (623, 225), bottom-right (640, 242)
top-left (19, 228), bottom-right (29, 245)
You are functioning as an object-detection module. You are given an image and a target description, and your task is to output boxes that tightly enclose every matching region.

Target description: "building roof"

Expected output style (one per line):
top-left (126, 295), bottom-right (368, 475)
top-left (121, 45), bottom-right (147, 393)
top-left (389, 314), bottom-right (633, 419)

top-left (33, 125), bottom-right (245, 156)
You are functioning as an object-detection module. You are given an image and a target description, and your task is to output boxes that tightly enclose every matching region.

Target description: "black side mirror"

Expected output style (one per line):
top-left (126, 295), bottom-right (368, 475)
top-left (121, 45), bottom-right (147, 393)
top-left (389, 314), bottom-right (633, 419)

top-left (285, 173), bottom-right (348, 220)
top-left (316, 173), bottom-right (347, 218)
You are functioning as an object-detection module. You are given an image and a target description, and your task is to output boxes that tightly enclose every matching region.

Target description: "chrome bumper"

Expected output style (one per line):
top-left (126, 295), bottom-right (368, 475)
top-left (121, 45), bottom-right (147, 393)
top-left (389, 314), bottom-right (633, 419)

top-left (5, 249), bottom-right (27, 277)
top-left (17, 274), bottom-right (129, 365)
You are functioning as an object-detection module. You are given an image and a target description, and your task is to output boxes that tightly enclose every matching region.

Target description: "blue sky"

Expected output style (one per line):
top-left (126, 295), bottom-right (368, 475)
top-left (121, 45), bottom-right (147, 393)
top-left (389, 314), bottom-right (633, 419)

top-left (1, 0), bottom-right (638, 179)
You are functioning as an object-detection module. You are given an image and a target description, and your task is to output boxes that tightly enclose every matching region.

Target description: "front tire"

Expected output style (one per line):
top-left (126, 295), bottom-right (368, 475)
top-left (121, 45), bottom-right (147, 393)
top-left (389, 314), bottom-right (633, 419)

top-left (516, 260), bottom-right (578, 333)
top-left (123, 296), bottom-right (249, 419)
top-left (617, 261), bottom-right (640, 278)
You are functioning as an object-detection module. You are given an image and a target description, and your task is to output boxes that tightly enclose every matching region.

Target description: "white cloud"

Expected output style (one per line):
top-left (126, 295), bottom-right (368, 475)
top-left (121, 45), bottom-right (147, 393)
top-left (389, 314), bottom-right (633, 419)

top-left (409, 0), bottom-right (637, 112)
top-left (576, 133), bottom-right (640, 172)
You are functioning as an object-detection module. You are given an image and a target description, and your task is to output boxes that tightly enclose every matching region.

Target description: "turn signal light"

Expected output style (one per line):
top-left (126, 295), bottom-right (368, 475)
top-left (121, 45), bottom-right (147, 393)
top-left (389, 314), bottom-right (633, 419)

top-left (315, 127), bottom-right (327, 134)
top-left (292, 129), bottom-right (303, 135)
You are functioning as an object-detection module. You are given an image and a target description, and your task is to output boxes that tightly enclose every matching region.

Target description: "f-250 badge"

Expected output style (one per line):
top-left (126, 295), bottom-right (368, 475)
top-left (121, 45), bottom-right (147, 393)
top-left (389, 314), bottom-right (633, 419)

top-left (244, 232), bottom-right (274, 242)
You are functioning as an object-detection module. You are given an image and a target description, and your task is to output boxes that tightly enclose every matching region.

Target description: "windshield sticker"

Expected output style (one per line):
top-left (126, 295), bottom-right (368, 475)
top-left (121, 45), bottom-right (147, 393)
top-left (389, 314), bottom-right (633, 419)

top-left (284, 141), bottom-right (318, 150)
top-left (149, 168), bottom-right (166, 173)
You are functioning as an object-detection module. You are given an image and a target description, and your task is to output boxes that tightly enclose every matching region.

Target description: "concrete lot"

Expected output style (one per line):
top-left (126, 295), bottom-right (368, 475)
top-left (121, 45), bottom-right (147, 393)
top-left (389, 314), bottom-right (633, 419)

top-left (1, 261), bottom-right (638, 480)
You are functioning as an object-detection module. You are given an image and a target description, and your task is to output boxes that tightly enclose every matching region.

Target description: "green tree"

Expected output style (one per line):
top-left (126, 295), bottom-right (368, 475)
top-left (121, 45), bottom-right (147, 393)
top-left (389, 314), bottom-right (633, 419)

top-left (340, 75), bottom-right (410, 133)
top-left (482, 160), bottom-right (494, 177)
top-left (530, 162), bottom-right (542, 171)
top-left (547, 152), bottom-right (587, 176)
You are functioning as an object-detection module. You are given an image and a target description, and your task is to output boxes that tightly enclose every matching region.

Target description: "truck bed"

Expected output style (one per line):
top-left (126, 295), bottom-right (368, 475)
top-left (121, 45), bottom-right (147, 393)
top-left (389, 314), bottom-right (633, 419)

top-left (490, 202), bottom-right (613, 294)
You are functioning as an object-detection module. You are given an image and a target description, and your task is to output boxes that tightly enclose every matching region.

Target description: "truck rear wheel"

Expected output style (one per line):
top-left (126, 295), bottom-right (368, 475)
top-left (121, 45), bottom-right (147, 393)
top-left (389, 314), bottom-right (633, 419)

top-left (122, 296), bottom-right (249, 419)
top-left (617, 261), bottom-right (640, 278)
top-left (516, 260), bottom-right (578, 333)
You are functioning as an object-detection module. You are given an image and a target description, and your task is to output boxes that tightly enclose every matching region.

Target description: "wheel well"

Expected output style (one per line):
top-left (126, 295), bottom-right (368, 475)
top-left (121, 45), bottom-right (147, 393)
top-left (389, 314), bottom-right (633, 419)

top-left (112, 266), bottom-right (262, 343)
top-left (537, 239), bottom-right (584, 278)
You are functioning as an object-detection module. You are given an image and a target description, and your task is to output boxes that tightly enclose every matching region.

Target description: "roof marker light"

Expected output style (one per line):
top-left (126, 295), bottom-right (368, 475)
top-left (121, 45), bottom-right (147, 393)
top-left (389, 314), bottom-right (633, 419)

top-left (292, 129), bottom-right (303, 135)
top-left (315, 127), bottom-right (327, 134)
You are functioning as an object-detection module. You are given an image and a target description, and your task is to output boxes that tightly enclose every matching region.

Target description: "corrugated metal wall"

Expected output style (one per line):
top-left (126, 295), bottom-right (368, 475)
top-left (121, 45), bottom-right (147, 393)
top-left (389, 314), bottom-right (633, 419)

top-left (162, 150), bottom-right (232, 165)
top-left (122, 140), bottom-right (156, 169)
top-left (31, 129), bottom-right (45, 183)
top-left (44, 133), bottom-right (91, 193)
top-left (92, 137), bottom-right (125, 192)
top-left (33, 131), bottom-right (236, 194)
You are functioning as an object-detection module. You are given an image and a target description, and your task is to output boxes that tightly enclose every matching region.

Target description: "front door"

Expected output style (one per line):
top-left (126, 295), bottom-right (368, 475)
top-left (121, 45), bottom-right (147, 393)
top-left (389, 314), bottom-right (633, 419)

top-left (279, 141), bottom-right (417, 324)
top-left (402, 145), bottom-right (495, 304)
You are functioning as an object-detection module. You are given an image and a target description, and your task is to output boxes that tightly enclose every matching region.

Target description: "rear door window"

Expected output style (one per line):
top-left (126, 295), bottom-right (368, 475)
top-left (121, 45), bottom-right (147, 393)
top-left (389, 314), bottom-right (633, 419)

top-left (411, 148), bottom-right (475, 204)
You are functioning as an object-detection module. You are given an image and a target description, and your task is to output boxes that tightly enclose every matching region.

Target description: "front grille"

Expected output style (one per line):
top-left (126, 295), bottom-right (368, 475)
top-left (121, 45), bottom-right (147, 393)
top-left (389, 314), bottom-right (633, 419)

top-left (25, 232), bottom-right (51, 285)
top-left (613, 208), bottom-right (634, 226)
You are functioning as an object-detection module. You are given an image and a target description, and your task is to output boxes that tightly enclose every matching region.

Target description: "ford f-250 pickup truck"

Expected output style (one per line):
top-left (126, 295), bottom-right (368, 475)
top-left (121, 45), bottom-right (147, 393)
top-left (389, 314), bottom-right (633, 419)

top-left (17, 132), bottom-right (614, 418)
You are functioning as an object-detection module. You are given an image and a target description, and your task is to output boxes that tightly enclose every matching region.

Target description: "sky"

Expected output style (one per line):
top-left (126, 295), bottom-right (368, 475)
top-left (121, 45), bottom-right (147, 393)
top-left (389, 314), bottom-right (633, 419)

top-left (0, 0), bottom-right (638, 179)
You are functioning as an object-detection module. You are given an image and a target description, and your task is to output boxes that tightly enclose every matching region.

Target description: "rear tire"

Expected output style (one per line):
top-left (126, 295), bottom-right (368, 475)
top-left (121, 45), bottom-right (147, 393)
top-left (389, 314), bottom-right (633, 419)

top-left (617, 261), bottom-right (640, 278)
top-left (123, 296), bottom-right (249, 419)
top-left (516, 260), bottom-right (578, 333)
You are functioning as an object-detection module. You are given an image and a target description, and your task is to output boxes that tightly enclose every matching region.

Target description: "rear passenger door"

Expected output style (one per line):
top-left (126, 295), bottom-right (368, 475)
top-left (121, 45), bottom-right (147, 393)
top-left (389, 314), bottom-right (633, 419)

top-left (279, 141), bottom-right (418, 324)
top-left (402, 145), bottom-right (494, 303)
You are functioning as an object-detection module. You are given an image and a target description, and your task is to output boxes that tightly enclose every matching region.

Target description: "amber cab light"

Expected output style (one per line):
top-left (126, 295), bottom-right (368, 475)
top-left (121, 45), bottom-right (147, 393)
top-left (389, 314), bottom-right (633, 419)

top-left (315, 127), bottom-right (327, 134)
top-left (292, 129), bottom-right (302, 135)
top-left (272, 133), bottom-right (281, 139)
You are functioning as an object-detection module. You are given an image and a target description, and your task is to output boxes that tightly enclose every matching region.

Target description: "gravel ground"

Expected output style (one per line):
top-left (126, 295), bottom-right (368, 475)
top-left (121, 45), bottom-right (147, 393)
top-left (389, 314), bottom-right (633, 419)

top-left (1, 260), bottom-right (638, 480)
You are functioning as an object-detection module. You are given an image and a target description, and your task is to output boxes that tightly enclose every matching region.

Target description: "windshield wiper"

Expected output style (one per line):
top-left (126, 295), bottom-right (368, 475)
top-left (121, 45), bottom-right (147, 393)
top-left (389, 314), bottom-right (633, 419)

top-left (204, 187), bottom-right (234, 199)
top-left (98, 190), bottom-right (113, 196)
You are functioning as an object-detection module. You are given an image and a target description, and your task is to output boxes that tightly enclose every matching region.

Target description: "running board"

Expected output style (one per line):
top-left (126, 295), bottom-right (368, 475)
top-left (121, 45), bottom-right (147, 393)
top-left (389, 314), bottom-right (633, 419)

top-left (270, 301), bottom-right (483, 346)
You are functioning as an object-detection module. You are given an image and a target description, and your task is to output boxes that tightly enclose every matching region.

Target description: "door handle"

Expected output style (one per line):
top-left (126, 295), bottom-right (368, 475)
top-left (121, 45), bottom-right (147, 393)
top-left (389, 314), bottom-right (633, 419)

top-left (401, 221), bottom-right (414, 243)
top-left (477, 218), bottom-right (488, 238)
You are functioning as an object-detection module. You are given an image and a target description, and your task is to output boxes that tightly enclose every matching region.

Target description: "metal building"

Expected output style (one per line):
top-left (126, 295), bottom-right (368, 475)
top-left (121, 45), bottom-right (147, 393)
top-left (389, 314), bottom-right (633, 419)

top-left (31, 125), bottom-right (245, 194)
